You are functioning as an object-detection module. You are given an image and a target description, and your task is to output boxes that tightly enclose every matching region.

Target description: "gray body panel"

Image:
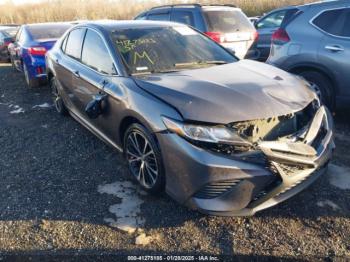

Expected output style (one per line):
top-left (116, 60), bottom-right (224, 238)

top-left (267, 0), bottom-right (350, 108)
top-left (46, 21), bottom-right (334, 216)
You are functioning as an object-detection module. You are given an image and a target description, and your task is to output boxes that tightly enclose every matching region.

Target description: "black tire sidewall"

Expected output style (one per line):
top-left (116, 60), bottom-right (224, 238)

top-left (123, 123), bottom-right (165, 194)
top-left (50, 77), bottom-right (68, 116)
top-left (298, 71), bottom-right (334, 109)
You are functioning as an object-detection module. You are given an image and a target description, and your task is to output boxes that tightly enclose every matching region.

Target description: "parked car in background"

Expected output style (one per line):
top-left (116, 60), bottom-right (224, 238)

top-left (0, 25), bottom-right (20, 37)
top-left (8, 22), bottom-right (72, 87)
top-left (135, 4), bottom-right (259, 59)
top-left (46, 21), bottom-right (334, 216)
top-left (249, 16), bottom-right (260, 24)
top-left (254, 6), bottom-right (297, 61)
top-left (267, 0), bottom-right (350, 110)
top-left (0, 30), bottom-right (14, 62)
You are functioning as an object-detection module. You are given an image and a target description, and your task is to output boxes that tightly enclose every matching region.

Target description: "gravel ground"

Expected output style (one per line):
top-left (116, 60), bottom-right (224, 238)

top-left (0, 63), bottom-right (349, 261)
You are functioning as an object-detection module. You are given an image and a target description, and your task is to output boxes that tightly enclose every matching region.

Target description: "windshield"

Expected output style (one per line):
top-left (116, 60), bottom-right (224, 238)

top-left (204, 9), bottom-right (254, 33)
top-left (28, 24), bottom-right (71, 41)
top-left (111, 26), bottom-right (236, 75)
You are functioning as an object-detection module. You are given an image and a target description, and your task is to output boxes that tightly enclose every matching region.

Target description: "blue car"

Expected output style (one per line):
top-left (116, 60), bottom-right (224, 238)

top-left (9, 23), bottom-right (72, 87)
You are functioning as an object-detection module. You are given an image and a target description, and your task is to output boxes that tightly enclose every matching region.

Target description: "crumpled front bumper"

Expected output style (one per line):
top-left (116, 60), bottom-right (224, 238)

top-left (157, 106), bottom-right (335, 216)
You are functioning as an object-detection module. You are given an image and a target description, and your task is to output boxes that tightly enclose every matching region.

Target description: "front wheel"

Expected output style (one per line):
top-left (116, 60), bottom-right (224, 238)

top-left (123, 123), bottom-right (165, 194)
top-left (298, 71), bottom-right (334, 110)
top-left (50, 76), bottom-right (68, 116)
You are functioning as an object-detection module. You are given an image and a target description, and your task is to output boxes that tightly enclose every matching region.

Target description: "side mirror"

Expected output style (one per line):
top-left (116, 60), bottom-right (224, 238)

top-left (85, 93), bottom-right (108, 119)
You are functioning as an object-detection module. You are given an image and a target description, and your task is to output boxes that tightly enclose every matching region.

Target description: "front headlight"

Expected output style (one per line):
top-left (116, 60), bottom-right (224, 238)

top-left (162, 117), bottom-right (251, 146)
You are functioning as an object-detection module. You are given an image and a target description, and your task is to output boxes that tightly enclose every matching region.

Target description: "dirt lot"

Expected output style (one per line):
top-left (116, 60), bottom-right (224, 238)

top-left (0, 63), bottom-right (349, 261)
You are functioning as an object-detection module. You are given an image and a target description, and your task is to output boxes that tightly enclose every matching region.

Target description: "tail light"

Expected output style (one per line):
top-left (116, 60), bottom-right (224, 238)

top-left (36, 66), bottom-right (44, 74)
top-left (205, 32), bottom-right (225, 44)
top-left (272, 28), bottom-right (290, 45)
top-left (252, 31), bottom-right (259, 42)
top-left (28, 46), bottom-right (47, 56)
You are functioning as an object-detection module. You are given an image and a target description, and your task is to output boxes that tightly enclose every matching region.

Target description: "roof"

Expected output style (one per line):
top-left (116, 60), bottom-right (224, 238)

top-left (78, 20), bottom-right (186, 32)
top-left (150, 3), bottom-right (237, 10)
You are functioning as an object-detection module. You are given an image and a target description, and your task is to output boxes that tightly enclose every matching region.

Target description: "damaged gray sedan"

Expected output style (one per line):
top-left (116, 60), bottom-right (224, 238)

top-left (46, 21), bottom-right (335, 216)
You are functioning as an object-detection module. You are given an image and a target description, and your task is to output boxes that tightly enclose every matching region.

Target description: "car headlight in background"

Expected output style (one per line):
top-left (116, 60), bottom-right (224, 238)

top-left (162, 117), bottom-right (251, 146)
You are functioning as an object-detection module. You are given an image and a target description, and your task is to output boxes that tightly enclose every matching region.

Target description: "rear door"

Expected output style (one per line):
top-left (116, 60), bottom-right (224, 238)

top-left (58, 27), bottom-right (86, 112)
top-left (314, 7), bottom-right (350, 98)
top-left (74, 28), bottom-right (118, 135)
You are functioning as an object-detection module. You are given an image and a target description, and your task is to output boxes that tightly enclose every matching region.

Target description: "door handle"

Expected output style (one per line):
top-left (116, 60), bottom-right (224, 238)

top-left (73, 70), bottom-right (80, 78)
top-left (325, 45), bottom-right (344, 52)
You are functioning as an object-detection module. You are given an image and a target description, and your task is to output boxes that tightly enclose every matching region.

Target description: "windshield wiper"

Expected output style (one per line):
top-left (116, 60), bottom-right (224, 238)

top-left (131, 69), bottom-right (180, 76)
top-left (174, 60), bottom-right (228, 68)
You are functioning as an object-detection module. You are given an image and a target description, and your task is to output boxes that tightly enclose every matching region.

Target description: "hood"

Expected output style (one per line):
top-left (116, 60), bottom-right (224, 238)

top-left (133, 60), bottom-right (316, 124)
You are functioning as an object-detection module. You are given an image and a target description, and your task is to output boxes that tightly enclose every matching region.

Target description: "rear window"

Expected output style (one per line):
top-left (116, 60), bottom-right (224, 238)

top-left (28, 24), bottom-right (71, 41)
top-left (204, 9), bottom-right (253, 33)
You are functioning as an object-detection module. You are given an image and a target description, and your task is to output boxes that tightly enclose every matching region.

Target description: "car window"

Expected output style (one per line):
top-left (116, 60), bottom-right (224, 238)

top-left (148, 13), bottom-right (170, 21)
top-left (339, 8), bottom-right (350, 37)
top-left (313, 9), bottom-right (344, 36)
top-left (256, 10), bottom-right (287, 29)
top-left (203, 9), bottom-right (254, 33)
top-left (18, 29), bottom-right (26, 43)
top-left (65, 28), bottom-right (85, 60)
top-left (81, 29), bottom-right (116, 75)
top-left (171, 10), bottom-right (195, 26)
top-left (135, 13), bottom-right (147, 20)
top-left (61, 34), bottom-right (68, 52)
top-left (27, 24), bottom-right (71, 41)
top-left (15, 27), bottom-right (22, 42)
top-left (112, 26), bottom-right (236, 75)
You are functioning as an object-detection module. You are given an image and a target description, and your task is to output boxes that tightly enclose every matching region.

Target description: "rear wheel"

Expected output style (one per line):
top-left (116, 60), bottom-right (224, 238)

top-left (50, 76), bottom-right (68, 116)
top-left (23, 64), bottom-right (38, 88)
top-left (298, 71), bottom-right (334, 110)
top-left (123, 123), bottom-right (165, 194)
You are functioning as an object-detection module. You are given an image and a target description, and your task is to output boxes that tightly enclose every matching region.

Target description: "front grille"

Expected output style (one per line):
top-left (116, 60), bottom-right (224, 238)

top-left (228, 100), bottom-right (317, 143)
top-left (251, 175), bottom-right (283, 203)
top-left (193, 180), bottom-right (241, 199)
top-left (278, 163), bottom-right (306, 176)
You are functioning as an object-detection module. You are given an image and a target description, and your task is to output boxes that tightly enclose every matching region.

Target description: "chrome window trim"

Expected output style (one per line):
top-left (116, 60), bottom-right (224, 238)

top-left (309, 6), bottom-right (350, 40)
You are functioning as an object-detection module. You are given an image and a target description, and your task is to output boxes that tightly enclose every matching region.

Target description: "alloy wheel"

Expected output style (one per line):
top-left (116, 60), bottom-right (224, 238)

top-left (51, 79), bottom-right (62, 112)
top-left (126, 131), bottom-right (159, 189)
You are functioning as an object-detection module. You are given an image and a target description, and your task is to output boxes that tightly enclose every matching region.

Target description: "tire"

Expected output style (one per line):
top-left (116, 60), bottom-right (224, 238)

top-left (10, 56), bottom-right (17, 71)
top-left (23, 64), bottom-right (38, 88)
top-left (50, 76), bottom-right (69, 116)
top-left (298, 71), bottom-right (334, 110)
top-left (123, 123), bottom-right (165, 194)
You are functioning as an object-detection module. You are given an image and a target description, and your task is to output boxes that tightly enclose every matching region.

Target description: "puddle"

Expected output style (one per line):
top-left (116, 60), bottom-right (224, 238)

top-left (317, 200), bottom-right (340, 211)
top-left (328, 164), bottom-right (350, 190)
top-left (98, 180), bottom-right (145, 234)
top-left (32, 103), bottom-right (52, 109)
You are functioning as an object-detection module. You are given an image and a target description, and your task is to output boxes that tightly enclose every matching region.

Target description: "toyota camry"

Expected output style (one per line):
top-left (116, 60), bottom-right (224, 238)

top-left (46, 21), bottom-right (334, 216)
